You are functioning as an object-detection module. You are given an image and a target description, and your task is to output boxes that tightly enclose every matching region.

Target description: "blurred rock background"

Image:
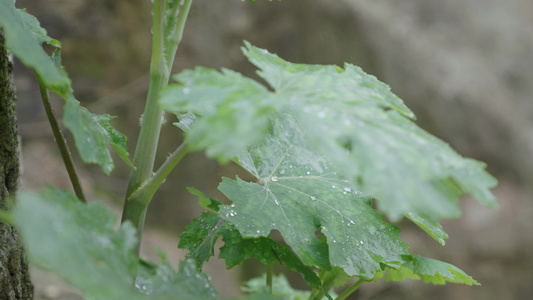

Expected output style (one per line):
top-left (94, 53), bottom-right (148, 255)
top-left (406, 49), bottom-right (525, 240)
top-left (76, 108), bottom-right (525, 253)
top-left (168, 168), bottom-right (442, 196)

top-left (11, 0), bottom-right (533, 299)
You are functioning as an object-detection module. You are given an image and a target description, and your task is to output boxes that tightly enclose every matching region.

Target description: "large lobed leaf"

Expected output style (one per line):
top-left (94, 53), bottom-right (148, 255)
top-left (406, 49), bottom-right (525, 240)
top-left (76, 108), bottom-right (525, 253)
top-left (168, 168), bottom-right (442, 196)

top-left (0, 0), bottom-right (132, 174)
top-left (218, 115), bottom-right (411, 279)
top-left (12, 187), bottom-right (217, 300)
top-left (160, 41), bottom-right (497, 225)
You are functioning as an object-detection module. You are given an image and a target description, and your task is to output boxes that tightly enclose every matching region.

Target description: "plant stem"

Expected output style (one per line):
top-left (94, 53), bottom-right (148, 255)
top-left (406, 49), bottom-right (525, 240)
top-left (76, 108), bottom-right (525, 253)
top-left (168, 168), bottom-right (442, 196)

top-left (121, 0), bottom-right (192, 259)
top-left (335, 278), bottom-right (365, 300)
top-left (266, 264), bottom-right (273, 294)
top-left (36, 74), bottom-right (86, 203)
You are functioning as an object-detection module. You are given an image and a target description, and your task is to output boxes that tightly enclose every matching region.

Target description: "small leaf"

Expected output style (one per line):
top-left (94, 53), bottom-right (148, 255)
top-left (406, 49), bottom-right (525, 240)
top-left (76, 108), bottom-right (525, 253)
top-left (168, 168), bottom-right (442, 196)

top-left (187, 187), bottom-right (222, 213)
top-left (376, 255), bottom-right (479, 286)
top-left (219, 227), bottom-right (321, 289)
top-left (178, 212), bottom-right (222, 268)
top-left (410, 255), bottom-right (479, 285)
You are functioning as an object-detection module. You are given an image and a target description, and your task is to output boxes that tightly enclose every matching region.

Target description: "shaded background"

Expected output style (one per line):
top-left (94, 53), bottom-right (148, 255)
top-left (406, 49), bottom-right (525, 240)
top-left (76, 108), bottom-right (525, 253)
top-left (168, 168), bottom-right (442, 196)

top-left (11, 0), bottom-right (533, 299)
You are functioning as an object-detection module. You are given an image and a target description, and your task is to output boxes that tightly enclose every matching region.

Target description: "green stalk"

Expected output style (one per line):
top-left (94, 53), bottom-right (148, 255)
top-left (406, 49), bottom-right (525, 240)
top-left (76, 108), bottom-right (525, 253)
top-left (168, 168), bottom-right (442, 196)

top-left (266, 264), bottom-right (273, 294)
top-left (36, 74), bottom-right (87, 203)
top-left (121, 0), bottom-right (193, 258)
top-left (128, 143), bottom-right (188, 203)
top-left (335, 278), bottom-right (365, 300)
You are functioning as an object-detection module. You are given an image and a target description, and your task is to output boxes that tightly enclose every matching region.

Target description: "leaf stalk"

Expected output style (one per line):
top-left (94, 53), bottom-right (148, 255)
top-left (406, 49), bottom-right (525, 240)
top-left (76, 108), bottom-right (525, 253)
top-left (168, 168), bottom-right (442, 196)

top-left (335, 278), bottom-right (365, 300)
top-left (36, 74), bottom-right (87, 203)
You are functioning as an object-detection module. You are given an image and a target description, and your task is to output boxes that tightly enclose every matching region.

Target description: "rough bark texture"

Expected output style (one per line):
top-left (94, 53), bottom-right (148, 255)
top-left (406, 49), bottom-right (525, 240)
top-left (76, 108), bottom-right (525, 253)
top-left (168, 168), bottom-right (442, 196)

top-left (0, 30), bottom-right (33, 300)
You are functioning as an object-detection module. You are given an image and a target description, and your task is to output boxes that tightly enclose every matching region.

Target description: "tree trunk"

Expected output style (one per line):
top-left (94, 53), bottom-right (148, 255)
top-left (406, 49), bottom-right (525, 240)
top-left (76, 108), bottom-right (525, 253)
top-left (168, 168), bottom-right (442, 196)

top-left (0, 30), bottom-right (33, 299)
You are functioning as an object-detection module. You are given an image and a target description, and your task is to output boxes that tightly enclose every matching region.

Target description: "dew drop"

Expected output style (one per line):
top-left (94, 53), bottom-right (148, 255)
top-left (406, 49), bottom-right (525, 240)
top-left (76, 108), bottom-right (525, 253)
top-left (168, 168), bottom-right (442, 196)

top-left (332, 185), bottom-right (336, 189)
top-left (310, 196), bottom-right (317, 201)
top-left (274, 199), bottom-right (280, 205)
top-left (183, 87), bottom-right (191, 94)
top-left (360, 241), bottom-right (364, 244)
top-left (306, 171), bottom-right (311, 175)
top-left (271, 176), bottom-right (278, 182)
top-left (343, 187), bottom-right (352, 193)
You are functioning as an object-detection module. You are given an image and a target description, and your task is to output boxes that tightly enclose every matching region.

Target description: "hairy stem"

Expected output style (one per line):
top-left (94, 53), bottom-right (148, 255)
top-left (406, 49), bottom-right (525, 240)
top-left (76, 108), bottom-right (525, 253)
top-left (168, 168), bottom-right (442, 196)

top-left (121, 0), bottom-right (193, 261)
top-left (37, 75), bottom-right (86, 203)
top-left (335, 278), bottom-right (365, 300)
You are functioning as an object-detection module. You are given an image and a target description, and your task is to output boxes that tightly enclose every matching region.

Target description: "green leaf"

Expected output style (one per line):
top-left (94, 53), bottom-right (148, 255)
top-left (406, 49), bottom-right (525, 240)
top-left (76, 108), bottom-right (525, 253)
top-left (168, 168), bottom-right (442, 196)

top-left (179, 211), bottom-right (321, 288)
top-left (160, 41), bottom-right (497, 223)
top-left (377, 255), bottom-right (479, 286)
top-left (178, 211), bottom-right (222, 268)
top-left (187, 187), bottom-right (222, 213)
top-left (218, 115), bottom-right (412, 279)
top-left (63, 95), bottom-right (134, 174)
top-left (13, 187), bottom-right (217, 299)
top-left (180, 188), bottom-right (321, 288)
top-left (0, 0), bottom-right (68, 91)
top-left (0, 1), bottom-right (133, 174)
top-left (161, 67), bottom-right (275, 161)
top-left (405, 211), bottom-right (449, 245)
top-left (219, 226), bottom-right (322, 289)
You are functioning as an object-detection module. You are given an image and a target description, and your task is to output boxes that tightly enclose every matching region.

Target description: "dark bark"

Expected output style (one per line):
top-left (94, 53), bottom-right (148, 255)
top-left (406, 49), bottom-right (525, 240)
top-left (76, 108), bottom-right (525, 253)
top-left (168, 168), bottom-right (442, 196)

top-left (0, 30), bottom-right (33, 299)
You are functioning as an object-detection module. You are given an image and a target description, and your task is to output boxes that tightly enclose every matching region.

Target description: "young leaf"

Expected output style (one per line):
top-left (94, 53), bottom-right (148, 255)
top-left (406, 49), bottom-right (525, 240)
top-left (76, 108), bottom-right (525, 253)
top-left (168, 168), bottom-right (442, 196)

top-left (179, 211), bottom-right (222, 267)
top-left (219, 226), bottom-right (322, 289)
top-left (160, 41), bottom-right (497, 223)
top-left (376, 255), bottom-right (479, 286)
top-left (218, 114), bottom-right (412, 280)
top-left (0, 0), bottom-right (133, 174)
top-left (179, 189), bottom-right (321, 288)
top-left (12, 187), bottom-right (217, 299)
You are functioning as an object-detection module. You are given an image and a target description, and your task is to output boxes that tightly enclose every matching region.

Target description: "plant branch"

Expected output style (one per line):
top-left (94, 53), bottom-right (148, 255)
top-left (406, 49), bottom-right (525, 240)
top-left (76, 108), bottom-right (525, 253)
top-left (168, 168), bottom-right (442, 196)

top-left (335, 278), bottom-right (365, 300)
top-left (36, 74), bottom-right (86, 203)
top-left (128, 142), bottom-right (188, 203)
